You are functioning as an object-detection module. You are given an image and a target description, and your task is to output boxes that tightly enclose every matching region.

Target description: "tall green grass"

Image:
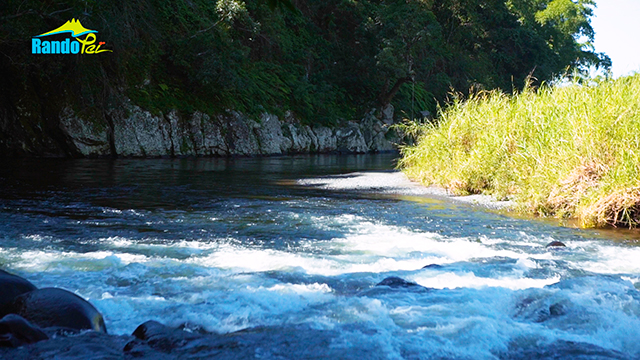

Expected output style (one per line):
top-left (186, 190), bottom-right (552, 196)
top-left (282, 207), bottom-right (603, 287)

top-left (399, 74), bottom-right (640, 228)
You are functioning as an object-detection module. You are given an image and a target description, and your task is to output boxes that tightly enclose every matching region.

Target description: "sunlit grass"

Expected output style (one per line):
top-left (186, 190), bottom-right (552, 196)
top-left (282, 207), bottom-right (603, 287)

top-left (399, 74), bottom-right (640, 228)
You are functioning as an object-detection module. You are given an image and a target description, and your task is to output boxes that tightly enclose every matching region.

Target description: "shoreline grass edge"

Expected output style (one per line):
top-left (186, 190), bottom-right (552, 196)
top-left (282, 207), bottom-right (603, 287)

top-left (398, 74), bottom-right (640, 228)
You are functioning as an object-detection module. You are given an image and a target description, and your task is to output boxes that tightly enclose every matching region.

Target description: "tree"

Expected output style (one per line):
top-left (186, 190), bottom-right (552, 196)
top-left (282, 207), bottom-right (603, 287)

top-left (0, 0), bottom-right (613, 155)
top-left (508, 0), bottom-right (611, 75)
top-left (367, 0), bottom-right (442, 107)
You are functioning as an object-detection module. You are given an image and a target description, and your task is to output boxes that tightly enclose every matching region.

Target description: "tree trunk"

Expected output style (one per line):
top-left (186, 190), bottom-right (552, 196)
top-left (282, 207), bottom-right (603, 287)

top-left (378, 76), bottom-right (412, 106)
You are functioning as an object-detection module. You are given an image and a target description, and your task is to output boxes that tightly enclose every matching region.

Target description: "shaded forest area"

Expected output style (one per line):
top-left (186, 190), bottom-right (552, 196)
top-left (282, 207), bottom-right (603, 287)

top-left (0, 0), bottom-right (610, 156)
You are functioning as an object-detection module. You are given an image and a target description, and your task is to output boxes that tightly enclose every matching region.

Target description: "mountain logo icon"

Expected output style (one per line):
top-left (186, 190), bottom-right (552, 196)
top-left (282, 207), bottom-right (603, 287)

top-left (32, 19), bottom-right (111, 54)
top-left (36, 18), bottom-right (98, 38)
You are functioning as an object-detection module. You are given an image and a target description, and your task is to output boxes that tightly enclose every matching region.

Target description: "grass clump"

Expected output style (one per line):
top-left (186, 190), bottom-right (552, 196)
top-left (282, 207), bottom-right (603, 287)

top-left (399, 74), bottom-right (640, 228)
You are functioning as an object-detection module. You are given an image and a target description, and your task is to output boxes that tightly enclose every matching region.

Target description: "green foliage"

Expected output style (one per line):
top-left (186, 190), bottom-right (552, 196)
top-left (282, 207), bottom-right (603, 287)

top-left (0, 0), bottom-right (611, 130)
top-left (400, 74), bottom-right (640, 228)
top-left (535, 0), bottom-right (595, 38)
top-left (394, 82), bottom-right (437, 121)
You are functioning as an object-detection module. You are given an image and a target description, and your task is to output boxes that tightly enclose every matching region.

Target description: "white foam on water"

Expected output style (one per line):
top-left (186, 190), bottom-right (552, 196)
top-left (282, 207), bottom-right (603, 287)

top-left (319, 287), bottom-right (525, 359)
top-left (100, 208), bottom-right (148, 218)
top-left (101, 236), bottom-right (223, 259)
top-left (185, 226), bottom-right (525, 276)
top-left (534, 276), bottom-right (640, 355)
top-left (94, 276), bottom-right (339, 334)
top-left (187, 245), bottom-right (335, 274)
top-left (6, 249), bottom-right (149, 272)
top-left (320, 215), bottom-right (556, 258)
top-left (102, 208), bottom-right (123, 214)
top-left (261, 282), bottom-right (332, 294)
top-left (6, 208), bottom-right (640, 358)
top-left (412, 271), bottom-right (560, 290)
top-left (570, 242), bottom-right (640, 274)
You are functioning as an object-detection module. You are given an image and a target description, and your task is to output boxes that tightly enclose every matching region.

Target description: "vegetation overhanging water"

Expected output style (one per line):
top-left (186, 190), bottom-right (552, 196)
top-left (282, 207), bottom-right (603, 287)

top-left (400, 74), bottom-right (640, 229)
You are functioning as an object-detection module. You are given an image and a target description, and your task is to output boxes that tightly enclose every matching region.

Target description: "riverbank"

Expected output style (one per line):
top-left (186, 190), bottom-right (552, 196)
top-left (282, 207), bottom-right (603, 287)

top-left (400, 75), bottom-right (640, 228)
top-left (2, 101), bottom-right (398, 158)
top-left (297, 171), bottom-right (514, 210)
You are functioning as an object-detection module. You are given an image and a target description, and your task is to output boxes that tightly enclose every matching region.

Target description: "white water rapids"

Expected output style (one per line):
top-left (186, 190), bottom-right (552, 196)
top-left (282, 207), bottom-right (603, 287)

top-left (1, 155), bottom-right (640, 359)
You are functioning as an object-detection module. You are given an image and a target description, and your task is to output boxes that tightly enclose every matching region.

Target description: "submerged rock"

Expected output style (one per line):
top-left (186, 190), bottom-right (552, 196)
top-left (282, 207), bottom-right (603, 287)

top-left (128, 320), bottom-right (198, 354)
top-left (549, 301), bottom-right (568, 317)
top-left (376, 276), bottom-right (423, 289)
top-left (0, 314), bottom-right (48, 348)
top-left (422, 264), bottom-right (444, 269)
top-left (0, 270), bottom-right (37, 311)
top-left (125, 321), bottom-right (368, 360)
top-left (546, 241), bottom-right (567, 248)
top-left (0, 330), bottom-right (132, 360)
top-left (514, 294), bottom-right (572, 323)
top-left (359, 276), bottom-right (431, 297)
top-left (506, 339), bottom-right (628, 359)
top-left (5, 288), bottom-right (107, 333)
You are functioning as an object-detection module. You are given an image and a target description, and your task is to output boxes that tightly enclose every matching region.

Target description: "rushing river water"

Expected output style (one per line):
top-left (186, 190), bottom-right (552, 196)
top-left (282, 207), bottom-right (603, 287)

top-left (2, 154), bottom-right (640, 359)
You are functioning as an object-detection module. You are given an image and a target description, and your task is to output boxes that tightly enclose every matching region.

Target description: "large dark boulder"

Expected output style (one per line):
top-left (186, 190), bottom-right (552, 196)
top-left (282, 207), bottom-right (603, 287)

top-left (129, 320), bottom-right (193, 354)
top-left (0, 314), bottom-right (48, 348)
top-left (0, 270), bottom-right (37, 311)
top-left (0, 330), bottom-right (133, 359)
top-left (5, 288), bottom-right (107, 333)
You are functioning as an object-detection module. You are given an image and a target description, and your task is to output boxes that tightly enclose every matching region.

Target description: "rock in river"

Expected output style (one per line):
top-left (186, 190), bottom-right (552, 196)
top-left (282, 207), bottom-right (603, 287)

top-left (0, 270), bottom-right (37, 311)
top-left (0, 314), bottom-right (48, 348)
top-left (546, 241), bottom-right (566, 248)
top-left (376, 276), bottom-right (423, 289)
top-left (4, 288), bottom-right (107, 333)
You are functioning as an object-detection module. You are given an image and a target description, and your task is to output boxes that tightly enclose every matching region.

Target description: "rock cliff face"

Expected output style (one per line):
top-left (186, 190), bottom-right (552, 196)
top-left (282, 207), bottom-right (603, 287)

top-left (53, 101), bottom-right (398, 158)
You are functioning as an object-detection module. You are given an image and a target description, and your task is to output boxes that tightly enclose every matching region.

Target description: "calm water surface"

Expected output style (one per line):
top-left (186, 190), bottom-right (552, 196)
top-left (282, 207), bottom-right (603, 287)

top-left (2, 154), bottom-right (640, 359)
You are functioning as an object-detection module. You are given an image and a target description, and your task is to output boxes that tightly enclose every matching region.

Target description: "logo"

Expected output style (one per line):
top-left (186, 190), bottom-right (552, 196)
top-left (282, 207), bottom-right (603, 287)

top-left (32, 19), bottom-right (111, 55)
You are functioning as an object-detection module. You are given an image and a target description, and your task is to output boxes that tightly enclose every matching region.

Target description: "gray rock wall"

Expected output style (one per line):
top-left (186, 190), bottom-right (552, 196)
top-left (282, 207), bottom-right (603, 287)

top-left (59, 100), bottom-right (399, 157)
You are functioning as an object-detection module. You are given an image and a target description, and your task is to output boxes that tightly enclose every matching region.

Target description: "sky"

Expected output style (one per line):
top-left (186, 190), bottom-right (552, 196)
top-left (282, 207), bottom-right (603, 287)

top-left (591, 0), bottom-right (640, 77)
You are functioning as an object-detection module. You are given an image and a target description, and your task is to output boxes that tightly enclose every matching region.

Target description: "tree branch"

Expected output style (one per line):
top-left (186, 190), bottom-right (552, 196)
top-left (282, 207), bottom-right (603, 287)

top-left (378, 76), bottom-right (412, 106)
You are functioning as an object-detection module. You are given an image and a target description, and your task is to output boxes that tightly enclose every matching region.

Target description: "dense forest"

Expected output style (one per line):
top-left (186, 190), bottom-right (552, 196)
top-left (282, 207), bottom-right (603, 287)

top-left (0, 0), bottom-right (610, 156)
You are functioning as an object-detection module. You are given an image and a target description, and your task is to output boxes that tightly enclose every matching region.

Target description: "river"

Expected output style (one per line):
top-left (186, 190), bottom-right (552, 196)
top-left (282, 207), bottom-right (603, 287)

top-left (1, 154), bottom-right (640, 359)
